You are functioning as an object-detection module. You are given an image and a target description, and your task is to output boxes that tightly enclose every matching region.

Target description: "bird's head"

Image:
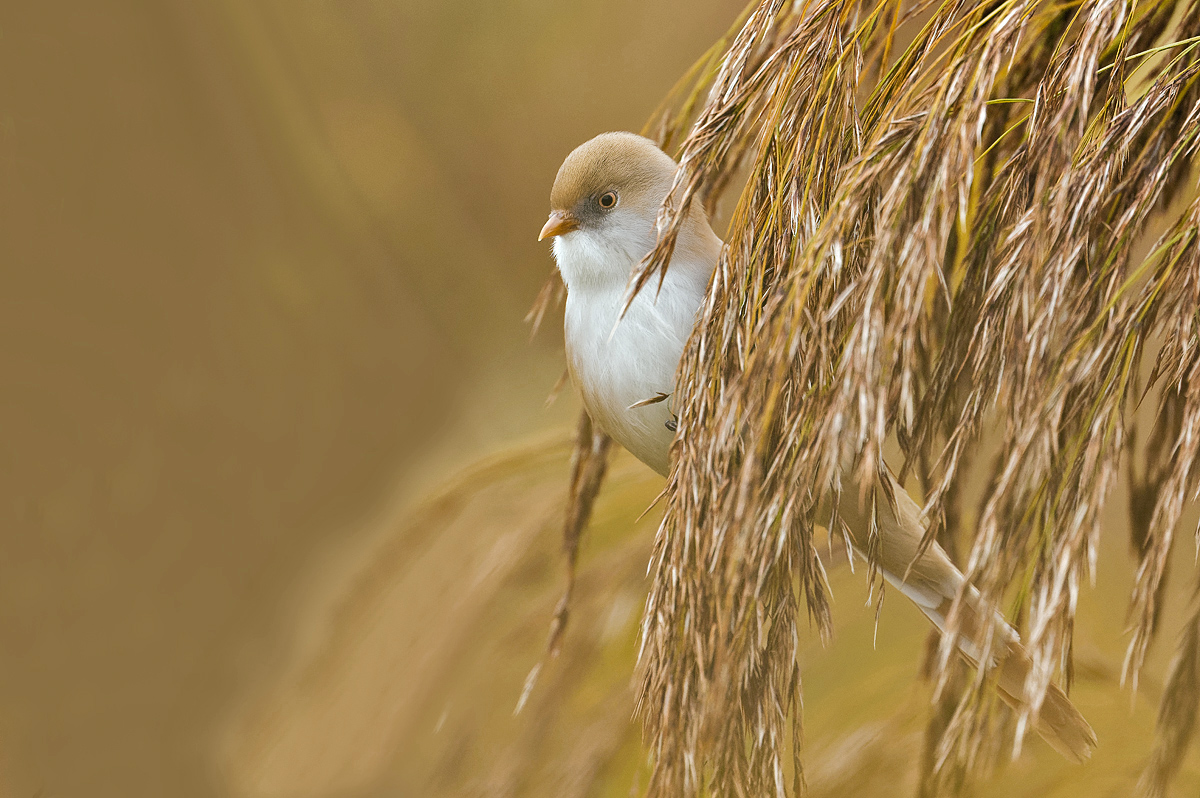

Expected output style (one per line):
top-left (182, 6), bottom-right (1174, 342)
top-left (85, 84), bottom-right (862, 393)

top-left (539, 132), bottom-right (681, 289)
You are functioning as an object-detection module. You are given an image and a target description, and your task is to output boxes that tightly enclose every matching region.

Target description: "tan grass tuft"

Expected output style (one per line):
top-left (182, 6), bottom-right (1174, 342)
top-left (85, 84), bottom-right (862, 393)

top-left (534, 0), bottom-right (1200, 792)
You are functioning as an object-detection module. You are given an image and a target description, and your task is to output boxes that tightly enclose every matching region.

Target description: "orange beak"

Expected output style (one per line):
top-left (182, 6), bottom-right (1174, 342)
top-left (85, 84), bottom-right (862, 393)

top-left (538, 210), bottom-right (580, 241)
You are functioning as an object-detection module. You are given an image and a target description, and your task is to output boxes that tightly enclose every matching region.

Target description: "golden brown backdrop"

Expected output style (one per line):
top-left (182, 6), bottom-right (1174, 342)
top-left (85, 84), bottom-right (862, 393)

top-left (3, 2), bottom-right (1199, 797)
top-left (0, 2), bottom-right (735, 796)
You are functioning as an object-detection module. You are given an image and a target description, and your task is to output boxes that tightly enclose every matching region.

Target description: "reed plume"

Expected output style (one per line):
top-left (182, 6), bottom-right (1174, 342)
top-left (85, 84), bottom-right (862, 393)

top-left (536, 0), bottom-right (1200, 792)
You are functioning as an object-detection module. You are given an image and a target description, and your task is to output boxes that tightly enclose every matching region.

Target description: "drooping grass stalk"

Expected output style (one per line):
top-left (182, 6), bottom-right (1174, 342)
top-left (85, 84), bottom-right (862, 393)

top-left (532, 0), bottom-right (1200, 793)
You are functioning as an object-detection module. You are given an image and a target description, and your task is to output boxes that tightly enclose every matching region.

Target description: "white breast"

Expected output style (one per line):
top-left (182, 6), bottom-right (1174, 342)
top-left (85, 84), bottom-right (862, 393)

top-left (557, 231), bottom-right (713, 476)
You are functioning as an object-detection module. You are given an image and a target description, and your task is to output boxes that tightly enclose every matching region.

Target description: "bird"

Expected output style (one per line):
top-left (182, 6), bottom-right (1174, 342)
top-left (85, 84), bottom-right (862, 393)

top-left (538, 131), bottom-right (1096, 762)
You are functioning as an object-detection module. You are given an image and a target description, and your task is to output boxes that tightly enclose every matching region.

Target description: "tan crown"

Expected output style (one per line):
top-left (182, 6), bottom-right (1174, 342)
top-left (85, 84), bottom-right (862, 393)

top-left (549, 132), bottom-right (678, 214)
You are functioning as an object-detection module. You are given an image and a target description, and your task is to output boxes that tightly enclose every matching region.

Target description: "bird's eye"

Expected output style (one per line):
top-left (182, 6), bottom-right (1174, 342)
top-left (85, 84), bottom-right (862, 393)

top-left (598, 191), bottom-right (618, 209)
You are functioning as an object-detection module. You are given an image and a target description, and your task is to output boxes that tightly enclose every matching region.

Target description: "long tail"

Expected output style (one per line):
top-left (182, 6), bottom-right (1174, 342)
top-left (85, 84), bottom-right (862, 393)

top-left (900, 581), bottom-right (1097, 763)
top-left (837, 469), bottom-right (1097, 762)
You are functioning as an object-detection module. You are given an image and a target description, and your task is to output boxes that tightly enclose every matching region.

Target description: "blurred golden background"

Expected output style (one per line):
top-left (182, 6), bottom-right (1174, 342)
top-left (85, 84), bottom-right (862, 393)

top-left (0, 2), bottom-right (735, 796)
top-left (3, 2), bottom-right (1199, 797)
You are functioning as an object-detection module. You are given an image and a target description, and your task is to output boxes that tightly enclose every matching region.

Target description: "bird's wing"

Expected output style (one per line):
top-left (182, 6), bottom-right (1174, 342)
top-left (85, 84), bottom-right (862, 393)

top-left (832, 467), bottom-right (960, 609)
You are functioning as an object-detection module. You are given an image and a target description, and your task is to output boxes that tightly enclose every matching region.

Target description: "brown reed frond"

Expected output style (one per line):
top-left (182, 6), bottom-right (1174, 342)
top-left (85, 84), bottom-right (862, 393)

top-left (621, 0), bottom-right (1200, 794)
top-left (1138, 581), bottom-right (1200, 798)
top-left (517, 410), bottom-right (611, 714)
top-left (1126, 184), bottom-right (1200, 684)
